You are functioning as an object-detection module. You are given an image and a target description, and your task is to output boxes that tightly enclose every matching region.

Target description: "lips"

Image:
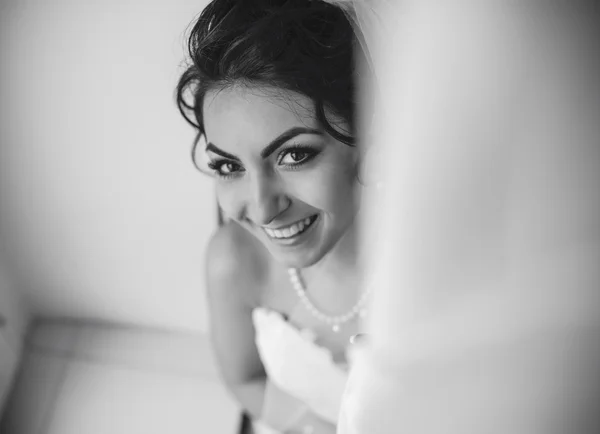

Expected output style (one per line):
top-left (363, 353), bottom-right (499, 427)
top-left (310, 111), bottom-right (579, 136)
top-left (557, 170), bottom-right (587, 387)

top-left (263, 215), bottom-right (318, 240)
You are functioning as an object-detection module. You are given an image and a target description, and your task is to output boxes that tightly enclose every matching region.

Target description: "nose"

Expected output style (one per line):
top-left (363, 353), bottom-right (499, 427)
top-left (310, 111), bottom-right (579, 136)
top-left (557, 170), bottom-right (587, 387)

top-left (245, 172), bottom-right (290, 226)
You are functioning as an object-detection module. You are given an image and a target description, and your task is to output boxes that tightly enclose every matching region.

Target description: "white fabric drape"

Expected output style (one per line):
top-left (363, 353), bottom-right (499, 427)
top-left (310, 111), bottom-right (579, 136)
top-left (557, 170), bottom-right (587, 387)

top-left (340, 2), bottom-right (600, 433)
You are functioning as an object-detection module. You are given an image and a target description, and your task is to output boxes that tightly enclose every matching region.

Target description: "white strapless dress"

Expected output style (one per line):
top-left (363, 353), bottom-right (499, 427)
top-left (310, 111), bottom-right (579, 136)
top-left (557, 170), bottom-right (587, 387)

top-left (251, 307), bottom-right (349, 434)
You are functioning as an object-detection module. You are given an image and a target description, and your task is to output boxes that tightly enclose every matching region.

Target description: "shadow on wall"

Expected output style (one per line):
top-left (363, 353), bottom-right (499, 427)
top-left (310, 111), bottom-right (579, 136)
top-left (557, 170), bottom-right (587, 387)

top-left (0, 248), bottom-right (30, 419)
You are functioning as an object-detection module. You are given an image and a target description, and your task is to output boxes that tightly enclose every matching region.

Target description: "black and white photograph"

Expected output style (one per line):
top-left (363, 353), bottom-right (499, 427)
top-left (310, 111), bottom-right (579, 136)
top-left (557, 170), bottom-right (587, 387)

top-left (1, 1), bottom-right (599, 433)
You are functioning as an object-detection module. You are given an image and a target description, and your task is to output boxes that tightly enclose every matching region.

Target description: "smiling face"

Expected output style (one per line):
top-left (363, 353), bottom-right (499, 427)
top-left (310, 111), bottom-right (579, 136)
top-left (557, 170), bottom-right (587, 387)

top-left (201, 84), bottom-right (360, 268)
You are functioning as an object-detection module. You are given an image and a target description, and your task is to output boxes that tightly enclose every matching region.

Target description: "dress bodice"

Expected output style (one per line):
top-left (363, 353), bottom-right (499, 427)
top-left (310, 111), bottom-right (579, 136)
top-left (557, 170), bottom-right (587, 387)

top-left (252, 307), bottom-right (349, 425)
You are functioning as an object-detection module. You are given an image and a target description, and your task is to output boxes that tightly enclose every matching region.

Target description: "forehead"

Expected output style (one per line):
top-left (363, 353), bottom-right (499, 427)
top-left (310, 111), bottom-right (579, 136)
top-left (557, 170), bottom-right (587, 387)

top-left (202, 85), bottom-right (317, 150)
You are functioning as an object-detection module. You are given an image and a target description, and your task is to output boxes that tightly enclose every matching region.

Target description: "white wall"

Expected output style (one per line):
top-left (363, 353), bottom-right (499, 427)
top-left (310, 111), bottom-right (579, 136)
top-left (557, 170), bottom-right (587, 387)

top-left (0, 0), bottom-right (215, 333)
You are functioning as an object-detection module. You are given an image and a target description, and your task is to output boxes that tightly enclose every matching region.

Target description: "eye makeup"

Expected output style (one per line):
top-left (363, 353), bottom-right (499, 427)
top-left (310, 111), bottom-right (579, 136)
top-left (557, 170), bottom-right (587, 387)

top-left (206, 142), bottom-right (323, 179)
top-left (207, 159), bottom-right (244, 180)
top-left (276, 144), bottom-right (322, 170)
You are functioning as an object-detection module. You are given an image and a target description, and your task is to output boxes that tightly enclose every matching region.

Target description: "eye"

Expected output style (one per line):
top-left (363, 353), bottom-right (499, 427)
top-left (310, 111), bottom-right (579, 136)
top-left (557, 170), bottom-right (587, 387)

top-left (281, 151), bottom-right (308, 164)
top-left (219, 162), bottom-right (239, 174)
top-left (207, 160), bottom-right (244, 178)
top-left (278, 147), bottom-right (318, 166)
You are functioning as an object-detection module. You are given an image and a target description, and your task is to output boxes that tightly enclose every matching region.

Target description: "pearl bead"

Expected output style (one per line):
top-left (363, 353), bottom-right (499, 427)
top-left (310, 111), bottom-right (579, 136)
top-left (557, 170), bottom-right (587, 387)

top-left (287, 268), bottom-right (371, 333)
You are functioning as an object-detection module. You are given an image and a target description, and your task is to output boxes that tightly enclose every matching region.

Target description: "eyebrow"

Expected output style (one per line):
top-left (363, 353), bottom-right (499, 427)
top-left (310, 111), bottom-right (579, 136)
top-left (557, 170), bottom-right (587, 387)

top-left (205, 127), bottom-right (323, 161)
top-left (205, 143), bottom-right (240, 161)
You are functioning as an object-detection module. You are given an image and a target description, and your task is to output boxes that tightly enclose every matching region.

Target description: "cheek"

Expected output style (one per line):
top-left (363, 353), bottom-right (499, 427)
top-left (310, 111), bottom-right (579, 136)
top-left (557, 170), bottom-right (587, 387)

top-left (294, 159), bottom-right (358, 214)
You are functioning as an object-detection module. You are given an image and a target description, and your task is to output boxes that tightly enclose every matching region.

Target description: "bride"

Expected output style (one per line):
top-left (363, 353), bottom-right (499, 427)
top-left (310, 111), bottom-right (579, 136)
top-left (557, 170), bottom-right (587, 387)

top-left (176, 1), bottom-right (375, 432)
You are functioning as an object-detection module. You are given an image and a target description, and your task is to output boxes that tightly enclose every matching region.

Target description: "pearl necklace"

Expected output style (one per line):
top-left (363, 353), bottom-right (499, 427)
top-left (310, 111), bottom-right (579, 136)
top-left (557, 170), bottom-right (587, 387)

top-left (287, 268), bottom-right (370, 333)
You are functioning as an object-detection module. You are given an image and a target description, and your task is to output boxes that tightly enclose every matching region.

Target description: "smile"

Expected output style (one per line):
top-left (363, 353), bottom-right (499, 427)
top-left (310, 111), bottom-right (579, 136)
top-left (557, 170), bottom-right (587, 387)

top-left (263, 215), bottom-right (319, 240)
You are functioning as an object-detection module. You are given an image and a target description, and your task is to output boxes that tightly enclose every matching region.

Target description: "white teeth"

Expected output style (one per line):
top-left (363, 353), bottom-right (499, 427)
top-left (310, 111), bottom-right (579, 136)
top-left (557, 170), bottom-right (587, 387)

top-left (264, 216), bottom-right (315, 240)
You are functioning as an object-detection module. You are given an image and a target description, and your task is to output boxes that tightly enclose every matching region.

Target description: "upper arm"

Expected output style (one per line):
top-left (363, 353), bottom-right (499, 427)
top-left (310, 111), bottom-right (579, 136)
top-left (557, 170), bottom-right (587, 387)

top-left (205, 223), bottom-right (266, 387)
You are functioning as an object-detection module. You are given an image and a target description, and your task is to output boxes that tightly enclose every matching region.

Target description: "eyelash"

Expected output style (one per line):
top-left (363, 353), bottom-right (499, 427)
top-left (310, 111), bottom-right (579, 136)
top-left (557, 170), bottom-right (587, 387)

top-left (277, 145), bottom-right (319, 168)
top-left (207, 145), bottom-right (320, 180)
top-left (207, 160), bottom-right (242, 180)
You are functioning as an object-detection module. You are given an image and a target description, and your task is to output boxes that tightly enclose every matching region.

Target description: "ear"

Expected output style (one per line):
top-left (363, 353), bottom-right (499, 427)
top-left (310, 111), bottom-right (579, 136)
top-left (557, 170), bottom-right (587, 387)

top-left (356, 140), bottom-right (384, 188)
top-left (355, 109), bottom-right (387, 187)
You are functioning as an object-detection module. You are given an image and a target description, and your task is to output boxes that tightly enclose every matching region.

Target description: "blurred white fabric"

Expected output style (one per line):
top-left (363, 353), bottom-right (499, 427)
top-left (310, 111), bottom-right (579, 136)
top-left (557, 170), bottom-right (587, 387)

top-left (340, 2), bottom-right (600, 434)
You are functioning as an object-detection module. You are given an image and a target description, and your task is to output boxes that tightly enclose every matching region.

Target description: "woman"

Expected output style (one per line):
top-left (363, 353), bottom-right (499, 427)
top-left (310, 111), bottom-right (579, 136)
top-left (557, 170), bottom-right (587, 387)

top-left (176, 1), bottom-right (372, 432)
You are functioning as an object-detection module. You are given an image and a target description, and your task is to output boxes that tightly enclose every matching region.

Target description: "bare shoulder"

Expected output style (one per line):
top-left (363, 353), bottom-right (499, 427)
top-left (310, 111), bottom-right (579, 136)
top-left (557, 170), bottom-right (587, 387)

top-left (205, 221), bottom-right (271, 308)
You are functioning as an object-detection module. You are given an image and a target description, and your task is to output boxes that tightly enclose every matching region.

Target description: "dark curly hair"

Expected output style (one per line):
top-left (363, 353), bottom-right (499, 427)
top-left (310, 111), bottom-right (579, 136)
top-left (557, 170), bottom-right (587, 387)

top-left (175, 0), bottom-right (360, 161)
